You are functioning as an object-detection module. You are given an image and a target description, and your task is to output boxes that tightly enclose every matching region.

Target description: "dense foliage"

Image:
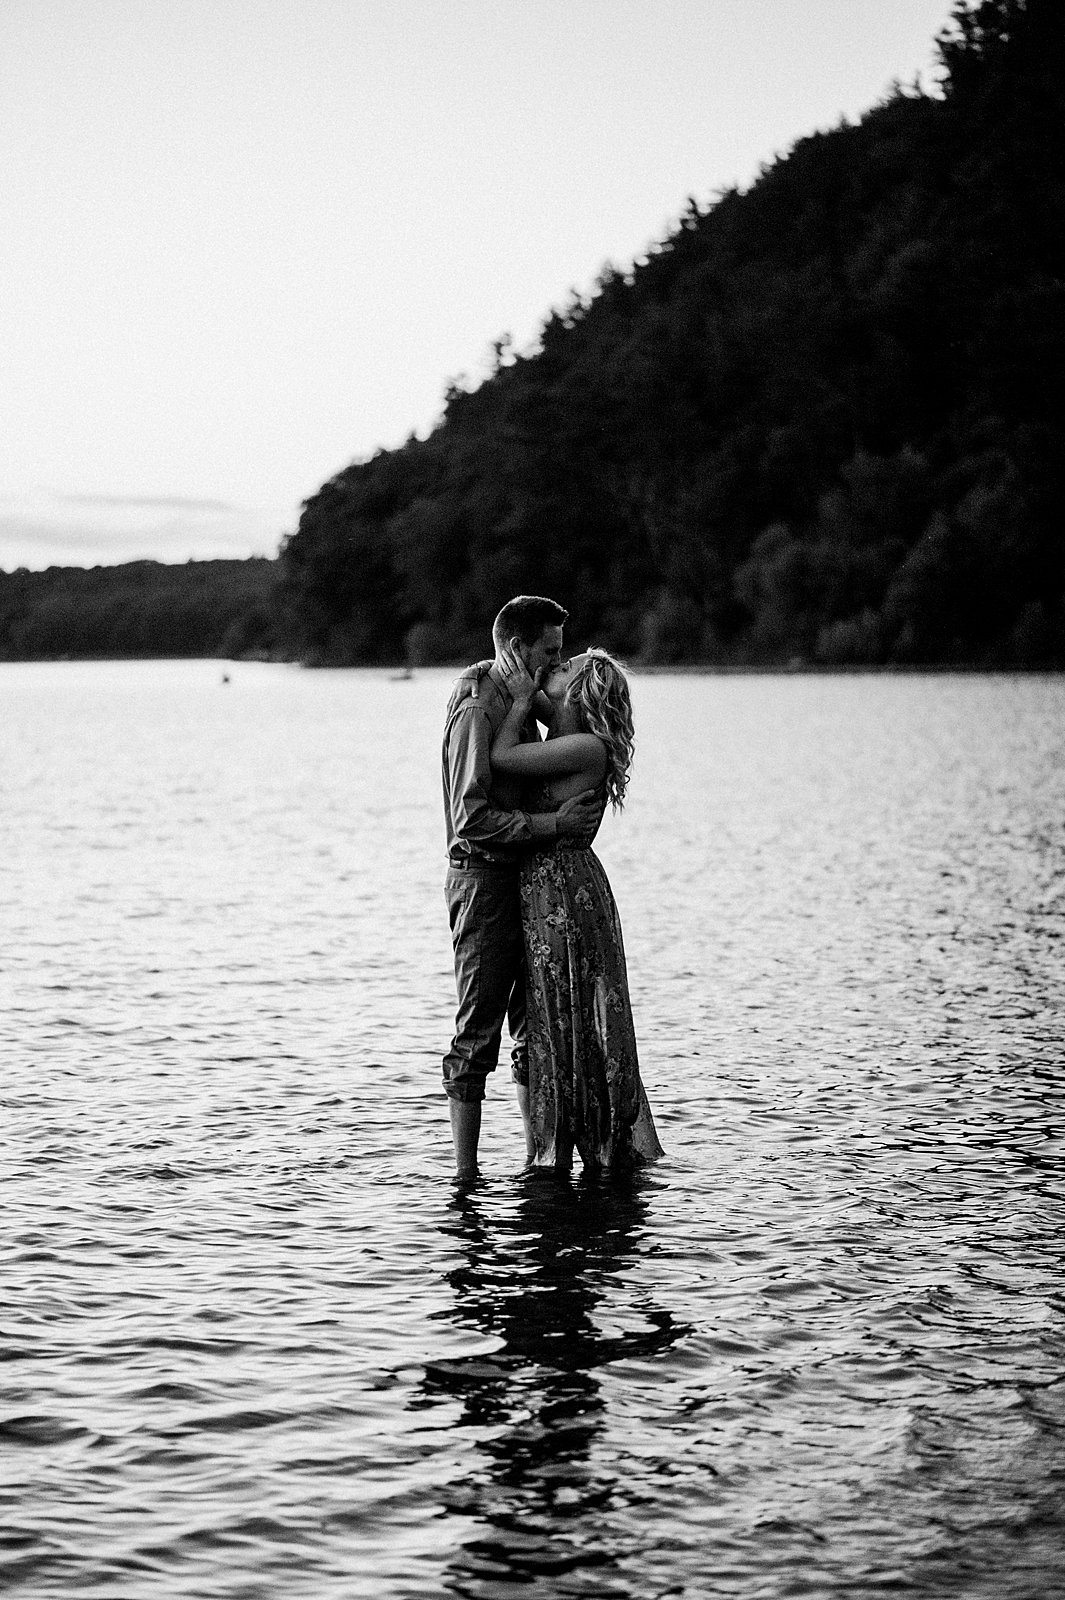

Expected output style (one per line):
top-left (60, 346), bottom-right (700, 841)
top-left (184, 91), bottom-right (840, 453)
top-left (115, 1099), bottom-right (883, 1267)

top-left (0, 559), bottom-right (282, 660)
top-left (282, 0), bottom-right (1065, 667)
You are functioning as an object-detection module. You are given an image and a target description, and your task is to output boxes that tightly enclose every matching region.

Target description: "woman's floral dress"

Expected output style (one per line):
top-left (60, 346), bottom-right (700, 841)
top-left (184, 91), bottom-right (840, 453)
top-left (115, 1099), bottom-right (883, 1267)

top-left (520, 789), bottom-right (663, 1169)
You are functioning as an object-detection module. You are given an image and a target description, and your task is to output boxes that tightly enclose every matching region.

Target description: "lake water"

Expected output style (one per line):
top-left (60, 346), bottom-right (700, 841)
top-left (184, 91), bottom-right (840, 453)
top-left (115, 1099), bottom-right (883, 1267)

top-left (3, 661), bottom-right (1064, 1598)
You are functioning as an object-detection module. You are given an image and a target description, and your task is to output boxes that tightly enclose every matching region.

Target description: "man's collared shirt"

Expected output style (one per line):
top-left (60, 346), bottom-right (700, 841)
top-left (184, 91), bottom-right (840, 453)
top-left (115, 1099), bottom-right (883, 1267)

top-left (442, 662), bottom-right (556, 865)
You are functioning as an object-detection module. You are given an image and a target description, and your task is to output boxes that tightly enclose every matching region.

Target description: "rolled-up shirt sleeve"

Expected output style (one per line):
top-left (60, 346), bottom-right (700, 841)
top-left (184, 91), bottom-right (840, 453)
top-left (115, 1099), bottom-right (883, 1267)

top-left (444, 704), bottom-right (556, 853)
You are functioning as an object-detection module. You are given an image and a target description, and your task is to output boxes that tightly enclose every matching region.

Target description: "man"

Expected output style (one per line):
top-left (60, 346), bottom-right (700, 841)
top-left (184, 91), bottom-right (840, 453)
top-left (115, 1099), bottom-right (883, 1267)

top-left (441, 595), bottom-right (600, 1179)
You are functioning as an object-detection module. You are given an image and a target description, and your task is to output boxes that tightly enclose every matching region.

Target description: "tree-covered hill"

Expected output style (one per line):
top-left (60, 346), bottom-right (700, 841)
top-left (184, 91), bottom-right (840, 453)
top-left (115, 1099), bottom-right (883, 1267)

top-left (282, 0), bottom-right (1065, 668)
top-left (0, 558), bottom-right (283, 660)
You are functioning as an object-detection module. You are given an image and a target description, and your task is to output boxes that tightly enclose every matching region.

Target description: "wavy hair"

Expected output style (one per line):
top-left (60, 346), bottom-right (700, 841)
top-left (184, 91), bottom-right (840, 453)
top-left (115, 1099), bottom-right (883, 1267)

top-left (569, 647), bottom-right (634, 810)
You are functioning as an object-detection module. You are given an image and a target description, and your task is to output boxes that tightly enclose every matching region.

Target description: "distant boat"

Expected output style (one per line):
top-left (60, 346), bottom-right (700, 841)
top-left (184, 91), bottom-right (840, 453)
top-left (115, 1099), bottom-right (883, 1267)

top-left (389, 667), bottom-right (414, 681)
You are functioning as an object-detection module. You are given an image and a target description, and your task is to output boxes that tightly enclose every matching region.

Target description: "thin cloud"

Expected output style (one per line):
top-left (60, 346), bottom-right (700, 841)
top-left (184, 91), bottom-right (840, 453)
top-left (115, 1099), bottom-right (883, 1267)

top-left (55, 493), bottom-right (236, 513)
top-left (0, 501), bottom-right (285, 571)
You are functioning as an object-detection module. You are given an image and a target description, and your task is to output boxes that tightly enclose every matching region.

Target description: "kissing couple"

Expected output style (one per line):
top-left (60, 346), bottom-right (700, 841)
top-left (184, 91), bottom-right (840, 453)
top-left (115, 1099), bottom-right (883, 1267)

top-left (441, 594), bottom-right (663, 1180)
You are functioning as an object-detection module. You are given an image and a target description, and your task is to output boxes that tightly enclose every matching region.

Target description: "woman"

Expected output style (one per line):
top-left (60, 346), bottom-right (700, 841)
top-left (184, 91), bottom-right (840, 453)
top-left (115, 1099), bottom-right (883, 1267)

top-left (492, 647), bottom-right (663, 1172)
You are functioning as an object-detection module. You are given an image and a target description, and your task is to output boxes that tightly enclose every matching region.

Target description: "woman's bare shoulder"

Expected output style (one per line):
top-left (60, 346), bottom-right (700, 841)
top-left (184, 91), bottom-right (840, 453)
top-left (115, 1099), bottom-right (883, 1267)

top-left (567, 732), bottom-right (608, 774)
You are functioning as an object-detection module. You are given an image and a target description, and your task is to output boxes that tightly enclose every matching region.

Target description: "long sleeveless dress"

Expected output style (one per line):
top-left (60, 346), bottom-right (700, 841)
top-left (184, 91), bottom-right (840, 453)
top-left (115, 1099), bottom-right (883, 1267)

top-left (520, 789), bottom-right (663, 1170)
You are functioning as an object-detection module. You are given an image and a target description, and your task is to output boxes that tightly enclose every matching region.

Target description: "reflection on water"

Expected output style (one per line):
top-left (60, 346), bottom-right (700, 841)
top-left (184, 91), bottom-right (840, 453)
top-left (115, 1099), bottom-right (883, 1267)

top-left (2, 662), bottom-right (1064, 1598)
top-left (423, 1174), bottom-right (688, 1595)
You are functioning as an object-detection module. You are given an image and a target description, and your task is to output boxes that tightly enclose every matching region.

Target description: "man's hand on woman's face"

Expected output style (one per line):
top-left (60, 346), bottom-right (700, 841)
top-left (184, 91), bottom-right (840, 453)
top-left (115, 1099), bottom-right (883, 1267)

top-left (499, 645), bottom-right (539, 698)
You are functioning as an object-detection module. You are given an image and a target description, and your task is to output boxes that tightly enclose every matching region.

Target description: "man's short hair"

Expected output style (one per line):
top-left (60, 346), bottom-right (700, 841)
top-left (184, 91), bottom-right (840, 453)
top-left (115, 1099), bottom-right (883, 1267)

top-left (492, 595), bottom-right (569, 651)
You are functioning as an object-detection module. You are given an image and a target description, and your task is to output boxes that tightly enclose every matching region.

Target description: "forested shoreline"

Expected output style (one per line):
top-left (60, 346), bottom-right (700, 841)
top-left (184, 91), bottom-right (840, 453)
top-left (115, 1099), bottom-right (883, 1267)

top-left (4, 1), bottom-right (1063, 668)
top-left (281, 0), bottom-right (1064, 670)
top-left (0, 559), bottom-right (284, 661)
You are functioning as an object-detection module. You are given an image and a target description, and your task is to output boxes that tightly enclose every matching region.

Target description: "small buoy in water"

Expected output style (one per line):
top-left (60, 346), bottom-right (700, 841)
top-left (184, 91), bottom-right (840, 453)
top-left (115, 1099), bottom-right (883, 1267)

top-left (221, 672), bottom-right (231, 685)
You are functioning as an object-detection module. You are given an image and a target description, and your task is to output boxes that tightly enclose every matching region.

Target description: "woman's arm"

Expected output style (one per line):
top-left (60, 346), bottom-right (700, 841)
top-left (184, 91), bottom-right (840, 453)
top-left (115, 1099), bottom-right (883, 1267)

top-left (493, 727), bottom-right (606, 779)
top-left (491, 660), bottom-right (605, 781)
top-left (492, 680), bottom-right (537, 766)
top-left (530, 688), bottom-right (554, 727)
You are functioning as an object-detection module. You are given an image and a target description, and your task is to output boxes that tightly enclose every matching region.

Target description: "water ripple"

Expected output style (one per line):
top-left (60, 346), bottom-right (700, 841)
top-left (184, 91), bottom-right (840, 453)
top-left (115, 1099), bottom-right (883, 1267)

top-left (2, 663), bottom-right (1064, 1597)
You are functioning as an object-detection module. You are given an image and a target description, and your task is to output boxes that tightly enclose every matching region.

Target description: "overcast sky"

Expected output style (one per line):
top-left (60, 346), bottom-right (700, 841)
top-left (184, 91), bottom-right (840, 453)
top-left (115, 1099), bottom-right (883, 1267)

top-left (1, 0), bottom-right (959, 569)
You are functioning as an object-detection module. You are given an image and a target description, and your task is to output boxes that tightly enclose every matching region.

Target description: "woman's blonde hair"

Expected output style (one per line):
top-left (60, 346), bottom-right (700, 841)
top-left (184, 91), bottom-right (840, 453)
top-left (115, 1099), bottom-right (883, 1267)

top-left (569, 647), bottom-right (634, 810)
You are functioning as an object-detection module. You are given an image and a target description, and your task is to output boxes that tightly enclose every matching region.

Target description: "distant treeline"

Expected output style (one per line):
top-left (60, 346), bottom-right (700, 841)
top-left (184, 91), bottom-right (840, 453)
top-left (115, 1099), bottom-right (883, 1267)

top-left (0, 559), bottom-right (284, 661)
top-left (279, 0), bottom-right (1065, 668)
